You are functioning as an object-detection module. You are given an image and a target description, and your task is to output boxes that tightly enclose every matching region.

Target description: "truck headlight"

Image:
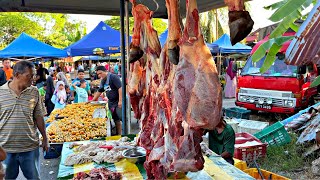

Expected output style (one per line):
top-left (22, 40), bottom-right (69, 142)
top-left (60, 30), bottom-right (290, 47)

top-left (283, 100), bottom-right (294, 107)
top-left (239, 95), bottom-right (246, 102)
top-left (249, 97), bottom-right (255, 103)
top-left (267, 98), bottom-right (272, 105)
top-left (258, 98), bottom-right (264, 104)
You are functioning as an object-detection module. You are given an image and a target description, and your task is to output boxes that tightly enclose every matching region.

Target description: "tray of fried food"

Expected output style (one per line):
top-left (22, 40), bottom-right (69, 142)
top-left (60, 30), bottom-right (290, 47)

top-left (46, 103), bottom-right (97, 123)
top-left (47, 117), bottom-right (107, 144)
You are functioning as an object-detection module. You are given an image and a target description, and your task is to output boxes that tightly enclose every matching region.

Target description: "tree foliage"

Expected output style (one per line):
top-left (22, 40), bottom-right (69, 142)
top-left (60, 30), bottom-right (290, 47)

top-left (105, 16), bottom-right (167, 35)
top-left (0, 13), bottom-right (87, 49)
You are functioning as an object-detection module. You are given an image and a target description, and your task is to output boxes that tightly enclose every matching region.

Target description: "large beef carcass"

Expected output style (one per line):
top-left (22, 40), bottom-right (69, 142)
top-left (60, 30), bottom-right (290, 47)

top-left (170, 0), bottom-right (222, 172)
top-left (224, 0), bottom-right (254, 45)
top-left (128, 0), bottom-right (222, 178)
top-left (128, 0), bottom-right (162, 154)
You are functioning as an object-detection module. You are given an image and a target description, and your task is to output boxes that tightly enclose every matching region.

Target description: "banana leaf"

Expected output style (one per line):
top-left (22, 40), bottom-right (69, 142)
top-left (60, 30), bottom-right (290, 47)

top-left (251, 36), bottom-right (294, 63)
top-left (311, 76), bottom-right (320, 88)
top-left (264, 0), bottom-right (287, 10)
top-left (269, 10), bottom-right (301, 38)
top-left (269, 0), bottom-right (310, 22)
top-left (260, 43), bottom-right (282, 73)
top-left (289, 23), bottom-right (300, 32)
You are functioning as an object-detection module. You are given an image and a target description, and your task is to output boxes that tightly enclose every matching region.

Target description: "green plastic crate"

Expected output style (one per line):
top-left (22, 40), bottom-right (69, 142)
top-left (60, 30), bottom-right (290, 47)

top-left (253, 122), bottom-right (291, 146)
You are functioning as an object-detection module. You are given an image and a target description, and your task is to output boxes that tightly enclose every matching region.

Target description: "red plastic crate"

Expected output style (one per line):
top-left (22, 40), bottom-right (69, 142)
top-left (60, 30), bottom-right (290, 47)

top-left (234, 132), bottom-right (267, 162)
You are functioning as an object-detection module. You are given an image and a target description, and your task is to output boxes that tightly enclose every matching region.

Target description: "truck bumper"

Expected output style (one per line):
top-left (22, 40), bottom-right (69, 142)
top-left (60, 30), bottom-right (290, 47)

top-left (235, 101), bottom-right (299, 114)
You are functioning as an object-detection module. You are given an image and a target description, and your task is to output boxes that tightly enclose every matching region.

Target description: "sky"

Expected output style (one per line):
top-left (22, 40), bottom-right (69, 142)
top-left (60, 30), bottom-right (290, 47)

top-left (69, 0), bottom-right (281, 33)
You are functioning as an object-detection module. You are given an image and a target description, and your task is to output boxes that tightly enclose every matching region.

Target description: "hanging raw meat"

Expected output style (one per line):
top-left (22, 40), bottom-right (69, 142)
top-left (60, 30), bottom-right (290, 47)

top-left (225, 0), bottom-right (254, 45)
top-left (174, 0), bottom-right (222, 130)
top-left (128, 0), bottom-right (222, 178)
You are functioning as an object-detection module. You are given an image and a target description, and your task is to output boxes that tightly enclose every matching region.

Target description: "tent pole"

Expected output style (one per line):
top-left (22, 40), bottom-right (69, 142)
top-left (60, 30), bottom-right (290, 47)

top-left (125, 0), bottom-right (131, 134)
top-left (120, 0), bottom-right (127, 135)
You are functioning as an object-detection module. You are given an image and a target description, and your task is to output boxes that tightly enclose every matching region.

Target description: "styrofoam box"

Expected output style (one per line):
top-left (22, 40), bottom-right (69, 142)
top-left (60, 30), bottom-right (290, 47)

top-left (238, 119), bottom-right (269, 135)
top-left (225, 118), bottom-right (242, 133)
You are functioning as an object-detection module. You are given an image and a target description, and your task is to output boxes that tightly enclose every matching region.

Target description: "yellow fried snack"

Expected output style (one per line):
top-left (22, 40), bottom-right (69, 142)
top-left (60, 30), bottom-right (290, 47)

top-left (46, 103), bottom-right (107, 143)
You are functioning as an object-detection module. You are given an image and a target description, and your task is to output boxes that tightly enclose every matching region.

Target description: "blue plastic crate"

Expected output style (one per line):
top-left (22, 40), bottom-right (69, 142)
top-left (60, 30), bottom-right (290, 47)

top-left (225, 107), bottom-right (251, 119)
top-left (44, 144), bottom-right (63, 159)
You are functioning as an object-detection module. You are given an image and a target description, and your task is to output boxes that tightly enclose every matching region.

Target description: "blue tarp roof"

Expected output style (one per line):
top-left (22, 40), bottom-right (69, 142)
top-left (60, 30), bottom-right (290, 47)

top-left (212, 34), bottom-right (252, 54)
top-left (0, 33), bottom-right (68, 58)
top-left (158, 29), bottom-right (219, 53)
top-left (66, 21), bottom-right (131, 56)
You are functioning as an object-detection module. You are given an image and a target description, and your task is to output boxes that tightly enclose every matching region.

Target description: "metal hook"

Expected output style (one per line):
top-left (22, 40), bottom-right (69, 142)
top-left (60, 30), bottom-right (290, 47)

top-left (152, 0), bottom-right (159, 13)
top-left (137, 0), bottom-right (159, 12)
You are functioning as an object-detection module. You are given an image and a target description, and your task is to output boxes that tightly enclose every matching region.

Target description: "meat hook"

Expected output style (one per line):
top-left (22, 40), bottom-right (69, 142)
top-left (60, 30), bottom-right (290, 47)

top-left (138, 0), bottom-right (159, 12)
top-left (151, 0), bottom-right (159, 13)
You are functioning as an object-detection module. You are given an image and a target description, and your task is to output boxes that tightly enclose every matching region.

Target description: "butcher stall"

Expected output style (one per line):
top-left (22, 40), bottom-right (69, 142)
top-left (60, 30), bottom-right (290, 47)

top-left (56, 135), bottom-right (255, 180)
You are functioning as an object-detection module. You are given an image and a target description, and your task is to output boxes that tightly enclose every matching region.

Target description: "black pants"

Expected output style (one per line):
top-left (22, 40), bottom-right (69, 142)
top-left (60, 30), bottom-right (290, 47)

top-left (45, 101), bottom-right (55, 116)
top-left (112, 107), bottom-right (122, 122)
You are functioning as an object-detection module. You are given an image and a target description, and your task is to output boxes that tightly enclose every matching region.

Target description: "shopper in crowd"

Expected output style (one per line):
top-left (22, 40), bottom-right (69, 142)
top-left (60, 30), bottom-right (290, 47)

top-left (45, 71), bottom-right (55, 115)
top-left (48, 63), bottom-right (55, 74)
top-left (72, 79), bottom-right (89, 103)
top-left (0, 61), bottom-right (48, 179)
top-left (70, 69), bottom-right (91, 103)
top-left (114, 62), bottom-right (119, 74)
top-left (39, 82), bottom-right (47, 97)
top-left (92, 66), bottom-right (122, 135)
top-left (224, 59), bottom-right (237, 98)
top-left (208, 116), bottom-right (235, 165)
top-left (35, 63), bottom-right (49, 88)
top-left (65, 85), bottom-right (72, 104)
top-left (0, 68), bottom-right (6, 86)
top-left (2, 59), bottom-right (13, 80)
top-left (51, 81), bottom-right (67, 110)
top-left (78, 63), bottom-right (84, 70)
top-left (56, 71), bottom-right (69, 87)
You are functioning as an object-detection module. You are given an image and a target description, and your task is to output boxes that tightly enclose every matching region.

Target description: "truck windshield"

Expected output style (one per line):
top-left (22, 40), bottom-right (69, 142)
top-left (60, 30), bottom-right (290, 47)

top-left (241, 56), bottom-right (298, 77)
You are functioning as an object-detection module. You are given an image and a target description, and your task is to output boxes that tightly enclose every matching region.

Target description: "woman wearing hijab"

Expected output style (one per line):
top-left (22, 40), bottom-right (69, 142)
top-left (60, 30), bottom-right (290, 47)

top-left (51, 81), bottom-right (67, 110)
top-left (225, 60), bottom-right (237, 98)
top-left (56, 72), bottom-right (69, 87)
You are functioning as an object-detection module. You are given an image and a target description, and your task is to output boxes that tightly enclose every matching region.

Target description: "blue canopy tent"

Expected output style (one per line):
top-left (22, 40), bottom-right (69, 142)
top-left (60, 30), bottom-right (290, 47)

top-left (159, 29), bottom-right (168, 47)
top-left (158, 29), bottom-right (219, 53)
top-left (212, 34), bottom-right (252, 54)
top-left (0, 33), bottom-right (68, 58)
top-left (66, 21), bottom-right (131, 56)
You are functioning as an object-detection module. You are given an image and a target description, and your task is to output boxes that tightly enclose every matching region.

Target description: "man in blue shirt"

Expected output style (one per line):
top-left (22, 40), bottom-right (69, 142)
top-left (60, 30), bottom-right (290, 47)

top-left (70, 69), bottom-right (91, 103)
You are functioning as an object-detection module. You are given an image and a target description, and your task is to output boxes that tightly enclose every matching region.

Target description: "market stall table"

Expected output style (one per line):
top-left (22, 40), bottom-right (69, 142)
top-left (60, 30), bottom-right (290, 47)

top-left (57, 135), bottom-right (254, 180)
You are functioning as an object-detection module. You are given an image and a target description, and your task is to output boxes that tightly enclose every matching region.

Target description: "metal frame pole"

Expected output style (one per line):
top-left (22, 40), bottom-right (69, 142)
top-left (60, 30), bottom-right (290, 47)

top-left (125, 0), bottom-right (131, 134)
top-left (120, 0), bottom-right (127, 135)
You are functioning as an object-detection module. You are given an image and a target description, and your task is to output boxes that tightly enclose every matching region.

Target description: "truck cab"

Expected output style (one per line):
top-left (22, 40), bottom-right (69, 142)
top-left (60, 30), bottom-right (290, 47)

top-left (236, 55), bottom-right (318, 114)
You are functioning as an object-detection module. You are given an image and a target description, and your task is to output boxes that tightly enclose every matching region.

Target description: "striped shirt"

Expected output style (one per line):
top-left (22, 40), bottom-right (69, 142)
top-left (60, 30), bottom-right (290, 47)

top-left (0, 81), bottom-right (43, 153)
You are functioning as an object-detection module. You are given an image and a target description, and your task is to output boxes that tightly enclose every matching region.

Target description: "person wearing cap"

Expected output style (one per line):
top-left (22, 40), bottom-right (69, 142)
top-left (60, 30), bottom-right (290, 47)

top-left (92, 66), bottom-right (122, 135)
top-left (208, 116), bottom-right (235, 165)
top-left (70, 69), bottom-right (91, 103)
